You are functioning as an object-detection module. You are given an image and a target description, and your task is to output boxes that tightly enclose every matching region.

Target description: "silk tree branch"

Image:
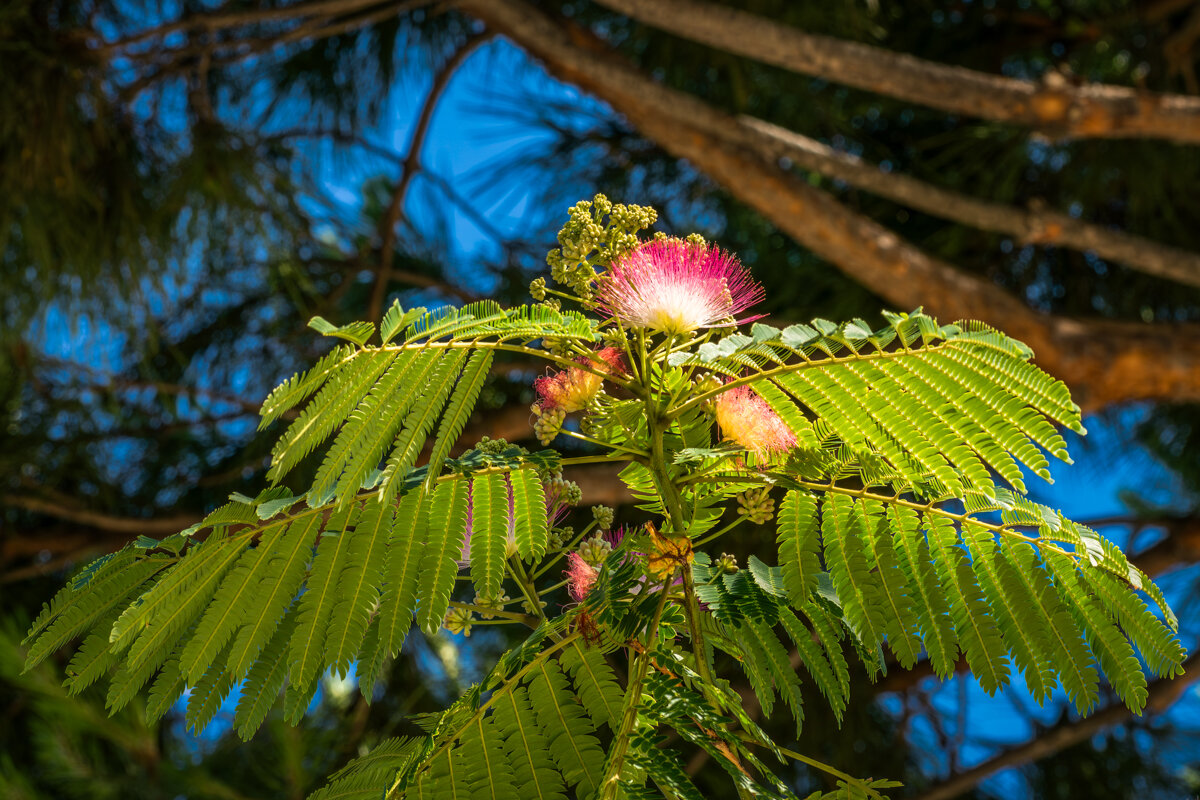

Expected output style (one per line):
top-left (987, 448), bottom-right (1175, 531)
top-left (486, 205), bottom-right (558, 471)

top-left (591, 0), bottom-right (1200, 145)
top-left (460, 0), bottom-right (1200, 410)
top-left (739, 117), bottom-right (1200, 290)
top-left (912, 651), bottom-right (1200, 800)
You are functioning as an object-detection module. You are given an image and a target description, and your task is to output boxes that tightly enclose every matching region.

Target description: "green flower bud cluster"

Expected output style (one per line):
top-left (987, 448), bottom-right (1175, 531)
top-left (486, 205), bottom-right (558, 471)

top-left (473, 592), bottom-right (511, 620)
top-left (476, 436), bottom-right (514, 456)
top-left (651, 230), bottom-right (707, 247)
top-left (546, 473), bottom-right (583, 507)
top-left (444, 606), bottom-right (473, 637)
top-left (539, 336), bottom-right (574, 359)
top-left (532, 404), bottom-right (566, 445)
top-left (545, 194), bottom-right (657, 298)
top-left (714, 553), bottom-right (739, 575)
top-left (591, 504), bottom-right (615, 531)
top-left (601, 326), bottom-right (628, 348)
top-left (693, 374), bottom-right (722, 412)
top-left (521, 596), bottom-right (547, 615)
top-left (578, 534), bottom-right (612, 567)
top-left (529, 277), bottom-right (547, 301)
top-left (737, 487), bottom-right (775, 524)
top-left (547, 527), bottom-right (570, 550)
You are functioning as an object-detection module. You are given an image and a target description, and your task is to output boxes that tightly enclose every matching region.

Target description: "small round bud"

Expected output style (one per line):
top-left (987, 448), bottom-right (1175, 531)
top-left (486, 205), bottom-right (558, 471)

top-left (736, 487), bottom-right (775, 524)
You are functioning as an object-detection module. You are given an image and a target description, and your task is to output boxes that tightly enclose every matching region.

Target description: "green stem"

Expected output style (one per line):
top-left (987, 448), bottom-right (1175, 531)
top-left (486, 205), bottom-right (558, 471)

top-left (542, 287), bottom-right (581, 304)
top-left (558, 454), bottom-right (629, 467)
top-left (446, 600), bottom-right (537, 625)
top-left (507, 558), bottom-right (549, 627)
top-left (539, 577), bottom-right (570, 594)
top-left (678, 567), bottom-right (714, 682)
top-left (597, 574), bottom-right (673, 800)
top-left (645, 406), bottom-right (716, 688)
top-left (693, 514), bottom-right (747, 548)
top-left (557, 428), bottom-right (649, 459)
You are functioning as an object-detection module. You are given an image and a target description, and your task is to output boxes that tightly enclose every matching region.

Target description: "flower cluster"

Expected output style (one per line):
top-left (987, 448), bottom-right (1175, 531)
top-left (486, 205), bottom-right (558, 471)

top-left (714, 385), bottom-right (796, 458)
top-left (595, 239), bottom-right (765, 335)
top-left (546, 195), bottom-right (658, 297)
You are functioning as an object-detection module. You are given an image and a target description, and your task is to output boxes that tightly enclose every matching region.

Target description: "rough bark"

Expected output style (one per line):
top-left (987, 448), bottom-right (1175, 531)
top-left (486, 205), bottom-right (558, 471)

top-left (461, 0), bottom-right (1200, 410)
top-left (592, 0), bottom-right (1200, 144)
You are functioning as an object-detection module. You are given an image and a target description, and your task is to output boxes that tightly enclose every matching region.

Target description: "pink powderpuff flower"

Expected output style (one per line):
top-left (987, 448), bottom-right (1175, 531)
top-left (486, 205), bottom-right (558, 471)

top-left (714, 385), bottom-right (797, 458)
top-left (566, 552), bottom-right (598, 602)
top-left (596, 239), bottom-right (765, 335)
top-left (533, 347), bottom-right (626, 412)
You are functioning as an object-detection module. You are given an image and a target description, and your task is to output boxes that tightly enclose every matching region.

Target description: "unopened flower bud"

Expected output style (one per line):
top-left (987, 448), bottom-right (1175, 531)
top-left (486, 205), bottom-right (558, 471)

top-left (591, 505), bottom-right (615, 531)
top-left (445, 607), bottom-right (474, 637)
top-left (715, 553), bottom-right (739, 575)
top-left (532, 404), bottom-right (566, 445)
top-left (736, 487), bottom-right (776, 524)
top-left (579, 534), bottom-right (612, 567)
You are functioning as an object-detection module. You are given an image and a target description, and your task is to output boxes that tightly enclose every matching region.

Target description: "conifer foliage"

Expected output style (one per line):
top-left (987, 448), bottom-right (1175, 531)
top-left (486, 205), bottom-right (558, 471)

top-left (24, 197), bottom-right (1186, 799)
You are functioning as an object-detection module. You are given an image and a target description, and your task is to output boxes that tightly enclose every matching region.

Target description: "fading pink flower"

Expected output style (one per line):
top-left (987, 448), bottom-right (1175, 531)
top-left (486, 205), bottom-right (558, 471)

top-left (596, 239), bottom-right (765, 335)
top-left (566, 552), bottom-right (599, 602)
top-left (592, 346), bottom-right (627, 377)
top-left (714, 385), bottom-right (796, 458)
top-left (533, 347), bottom-right (624, 412)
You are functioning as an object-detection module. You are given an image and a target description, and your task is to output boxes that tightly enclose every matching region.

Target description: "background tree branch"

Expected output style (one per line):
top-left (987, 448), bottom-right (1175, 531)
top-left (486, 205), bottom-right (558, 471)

top-left (592, 0), bottom-right (1200, 143)
top-left (369, 33), bottom-right (490, 321)
top-left (738, 116), bottom-right (1200, 291)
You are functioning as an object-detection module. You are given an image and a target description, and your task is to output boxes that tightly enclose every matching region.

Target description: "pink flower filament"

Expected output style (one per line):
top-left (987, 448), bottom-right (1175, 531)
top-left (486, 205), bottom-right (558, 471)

top-left (714, 385), bottom-right (797, 458)
top-left (596, 239), bottom-right (765, 335)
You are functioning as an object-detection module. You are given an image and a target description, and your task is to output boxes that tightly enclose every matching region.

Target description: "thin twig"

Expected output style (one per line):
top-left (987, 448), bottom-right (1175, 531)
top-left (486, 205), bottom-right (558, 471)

top-left (368, 33), bottom-right (491, 321)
